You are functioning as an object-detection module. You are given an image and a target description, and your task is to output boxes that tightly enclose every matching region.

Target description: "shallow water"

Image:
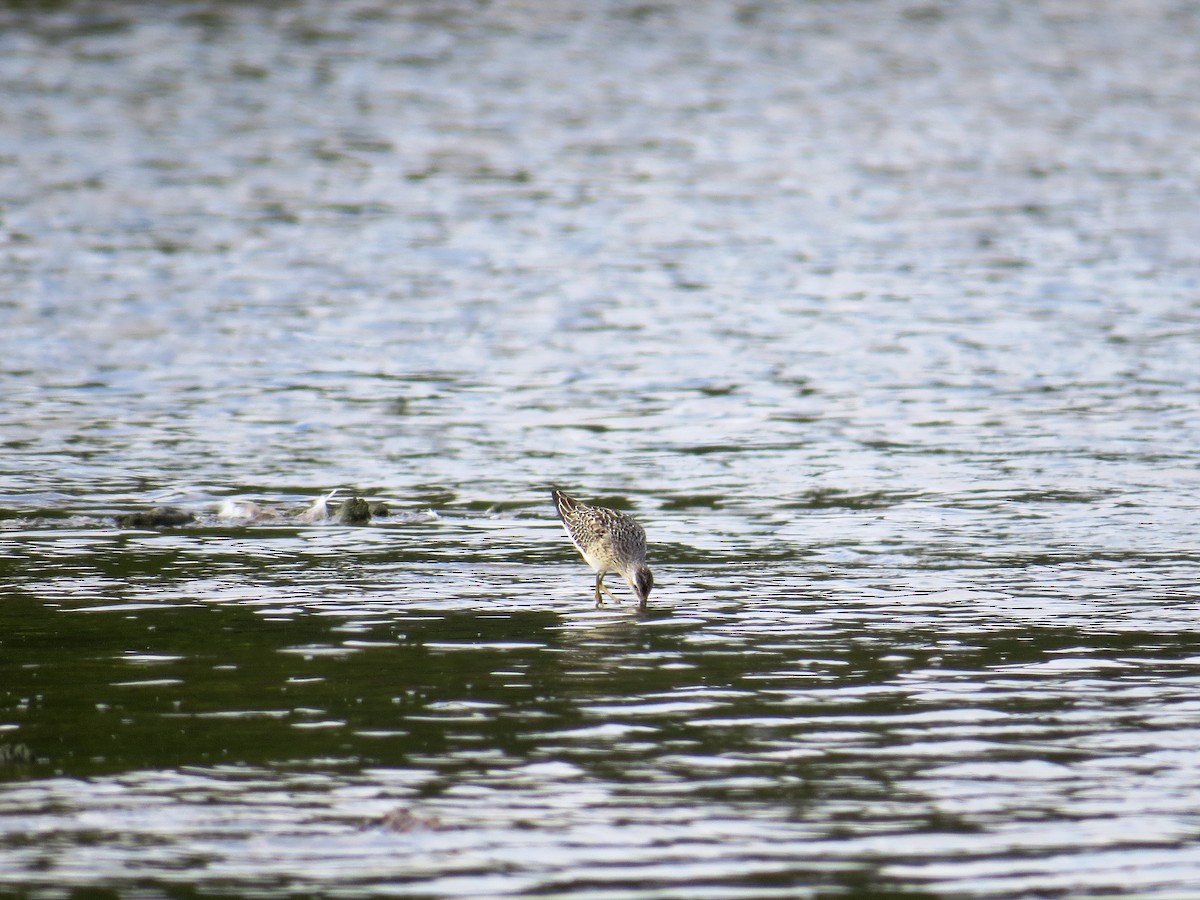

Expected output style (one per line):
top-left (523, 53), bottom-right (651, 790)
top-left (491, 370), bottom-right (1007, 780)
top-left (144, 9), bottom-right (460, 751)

top-left (4, 0), bottom-right (1200, 896)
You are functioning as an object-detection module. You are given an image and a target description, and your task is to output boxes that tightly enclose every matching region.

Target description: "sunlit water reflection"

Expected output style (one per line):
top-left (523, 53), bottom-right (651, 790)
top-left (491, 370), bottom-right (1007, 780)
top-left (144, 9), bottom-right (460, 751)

top-left (4, 0), bottom-right (1200, 897)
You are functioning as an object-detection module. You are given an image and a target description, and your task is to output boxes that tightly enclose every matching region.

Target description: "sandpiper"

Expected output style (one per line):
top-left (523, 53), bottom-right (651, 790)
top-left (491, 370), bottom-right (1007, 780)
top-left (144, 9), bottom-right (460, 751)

top-left (551, 488), bottom-right (654, 608)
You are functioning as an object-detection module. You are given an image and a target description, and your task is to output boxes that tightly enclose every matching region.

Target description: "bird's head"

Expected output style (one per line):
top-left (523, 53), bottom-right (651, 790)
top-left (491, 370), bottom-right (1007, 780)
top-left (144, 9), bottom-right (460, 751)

top-left (629, 564), bottom-right (654, 607)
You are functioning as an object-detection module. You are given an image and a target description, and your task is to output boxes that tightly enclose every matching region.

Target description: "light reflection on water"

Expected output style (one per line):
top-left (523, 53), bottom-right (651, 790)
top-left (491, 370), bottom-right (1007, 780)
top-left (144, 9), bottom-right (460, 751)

top-left (5, 0), bottom-right (1200, 896)
top-left (6, 542), bottom-right (1200, 896)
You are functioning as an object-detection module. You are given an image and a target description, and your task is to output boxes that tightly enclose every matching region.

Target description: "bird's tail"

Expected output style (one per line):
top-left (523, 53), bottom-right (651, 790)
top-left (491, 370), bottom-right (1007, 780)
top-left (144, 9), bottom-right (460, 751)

top-left (550, 487), bottom-right (577, 521)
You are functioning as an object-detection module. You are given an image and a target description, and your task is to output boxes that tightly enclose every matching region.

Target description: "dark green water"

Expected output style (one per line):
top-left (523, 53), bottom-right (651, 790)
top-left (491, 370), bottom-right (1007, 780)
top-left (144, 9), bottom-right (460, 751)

top-left (4, 0), bottom-right (1200, 896)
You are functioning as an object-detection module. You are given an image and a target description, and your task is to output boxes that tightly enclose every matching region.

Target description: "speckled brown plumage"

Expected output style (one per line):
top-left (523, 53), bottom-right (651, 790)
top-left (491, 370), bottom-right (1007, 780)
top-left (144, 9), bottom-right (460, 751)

top-left (551, 488), bottom-right (654, 608)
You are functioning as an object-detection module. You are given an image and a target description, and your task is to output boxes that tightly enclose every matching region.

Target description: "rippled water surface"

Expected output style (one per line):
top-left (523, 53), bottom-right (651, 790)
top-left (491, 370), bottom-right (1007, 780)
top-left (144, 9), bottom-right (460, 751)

top-left (5, 0), bottom-right (1200, 896)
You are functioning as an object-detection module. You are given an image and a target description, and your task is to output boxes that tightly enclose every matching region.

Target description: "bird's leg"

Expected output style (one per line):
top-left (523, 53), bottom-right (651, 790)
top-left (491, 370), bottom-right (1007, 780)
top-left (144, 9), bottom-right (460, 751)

top-left (597, 574), bottom-right (621, 605)
top-left (594, 574), bottom-right (604, 607)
